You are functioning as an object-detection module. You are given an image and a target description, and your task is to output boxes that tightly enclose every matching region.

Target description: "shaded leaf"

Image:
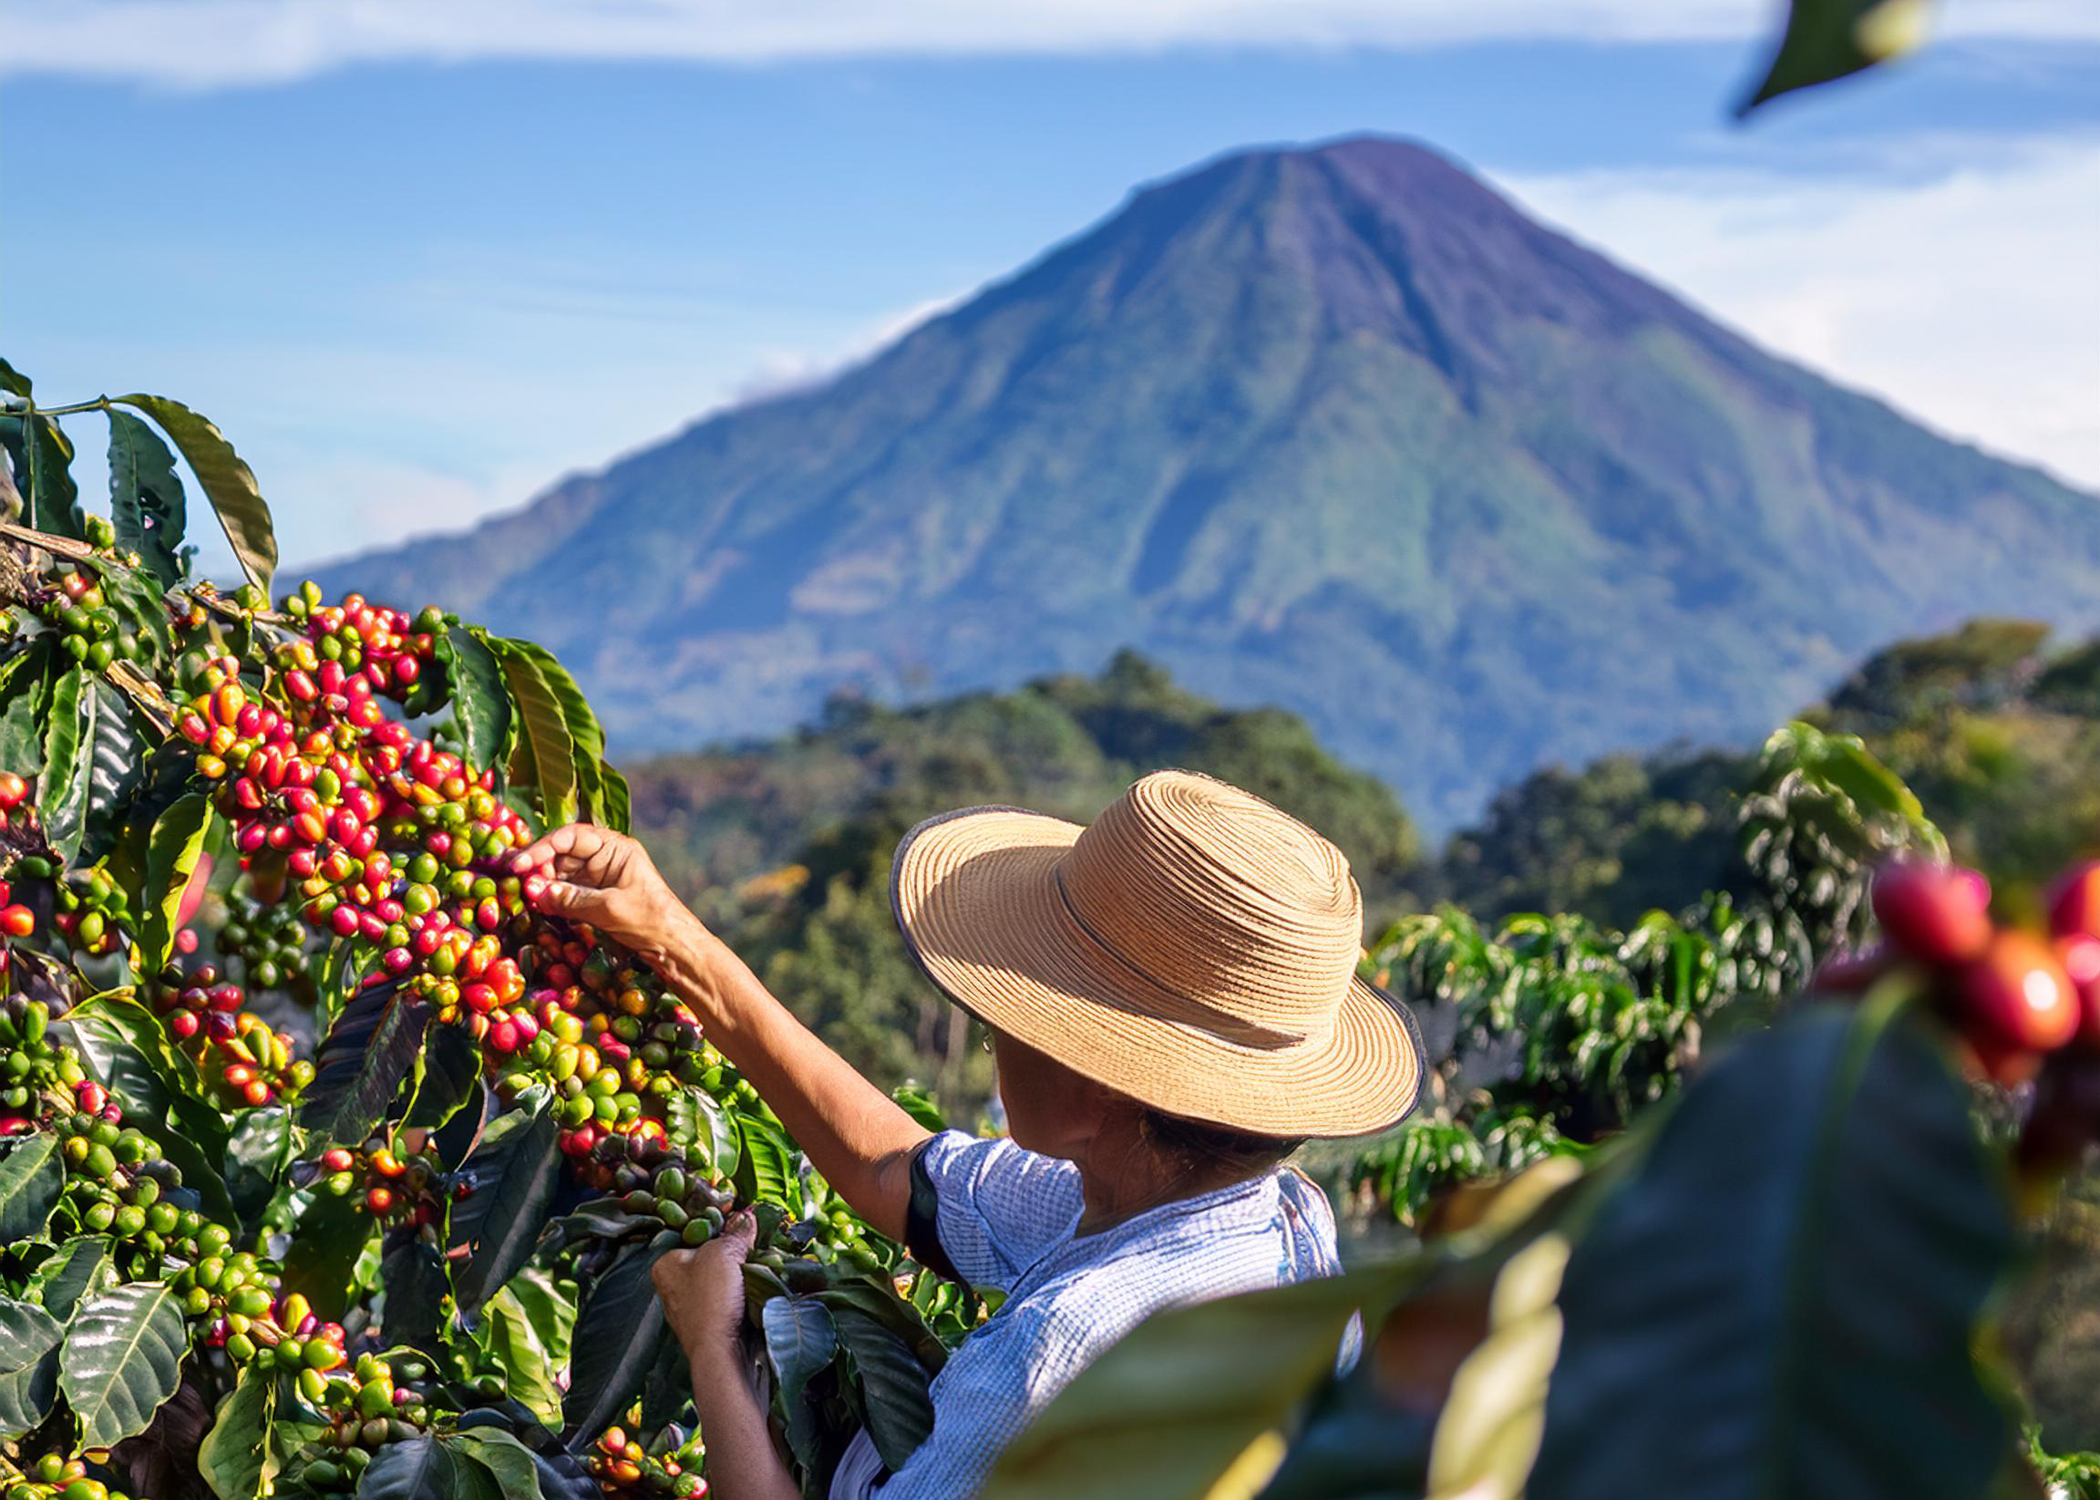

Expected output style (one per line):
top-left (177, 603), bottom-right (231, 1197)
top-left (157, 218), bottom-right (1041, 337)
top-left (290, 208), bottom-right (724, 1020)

top-left (1533, 1004), bottom-right (2014, 1500)
top-left (106, 409), bottom-right (189, 588)
top-left (830, 1306), bottom-right (936, 1473)
top-left (0, 1135), bottom-right (62, 1240)
top-left (198, 1365), bottom-right (278, 1500)
top-left (114, 395), bottom-right (276, 593)
top-left (280, 1190), bottom-right (375, 1310)
top-left (60, 1282), bottom-right (188, 1448)
top-left (764, 1294), bottom-right (838, 1469)
top-left (449, 1102), bottom-right (562, 1316)
top-left (65, 994), bottom-right (236, 1222)
top-left (5, 412), bottom-right (84, 538)
top-left (356, 1435), bottom-right (502, 1500)
top-left (141, 793), bottom-right (214, 973)
top-left (380, 1237), bottom-right (450, 1356)
top-left (0, 1296), bottom-right (64, 1438)
top-left (598, 763), bottom-right (630, 836)
top-left (562, 1239), bottom-right (674, 1441)
top-left (406, 1022), bottom-right (482, 1132)
top-left (300, 980), bottom-right (429, 1145)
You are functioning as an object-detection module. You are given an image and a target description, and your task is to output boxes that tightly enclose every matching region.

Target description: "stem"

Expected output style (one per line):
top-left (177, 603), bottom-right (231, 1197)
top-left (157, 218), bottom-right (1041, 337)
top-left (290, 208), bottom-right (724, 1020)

top-left (26, 398), bottom-right (113, 419)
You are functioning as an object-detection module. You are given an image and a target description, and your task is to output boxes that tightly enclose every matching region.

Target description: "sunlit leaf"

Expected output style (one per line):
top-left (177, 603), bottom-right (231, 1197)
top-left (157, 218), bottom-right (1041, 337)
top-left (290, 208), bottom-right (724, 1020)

top-left (113, 394), bottom-right (276, 593)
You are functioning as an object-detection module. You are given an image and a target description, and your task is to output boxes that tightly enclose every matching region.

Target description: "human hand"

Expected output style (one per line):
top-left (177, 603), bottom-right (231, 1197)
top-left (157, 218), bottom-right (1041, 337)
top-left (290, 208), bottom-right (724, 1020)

top-left (652, 1208), bottom-right (759, 1360)
top-left (511, 824), bottom-right (688, 959)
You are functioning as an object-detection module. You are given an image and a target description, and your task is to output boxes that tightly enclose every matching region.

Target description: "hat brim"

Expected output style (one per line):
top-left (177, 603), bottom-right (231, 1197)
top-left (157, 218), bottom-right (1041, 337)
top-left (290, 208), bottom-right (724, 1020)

top-left (891, 805), bottom-right (1425, 1138)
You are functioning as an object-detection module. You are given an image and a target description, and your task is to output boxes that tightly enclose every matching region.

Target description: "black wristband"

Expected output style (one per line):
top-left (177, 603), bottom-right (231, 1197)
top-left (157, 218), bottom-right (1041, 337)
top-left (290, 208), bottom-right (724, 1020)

top-left (905, 1141), bottom-right (964, 1285)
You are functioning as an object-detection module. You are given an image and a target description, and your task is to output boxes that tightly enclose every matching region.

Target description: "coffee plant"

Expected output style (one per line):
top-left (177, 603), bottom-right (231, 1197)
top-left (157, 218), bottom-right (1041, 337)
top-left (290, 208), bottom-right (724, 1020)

top-left (0, 362), bottom-right (977, 1500)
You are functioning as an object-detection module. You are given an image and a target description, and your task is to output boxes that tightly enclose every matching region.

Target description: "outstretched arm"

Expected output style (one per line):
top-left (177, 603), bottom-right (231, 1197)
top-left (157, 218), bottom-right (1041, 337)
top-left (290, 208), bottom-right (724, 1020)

top-left (514, 825), bottom-right (930, 1240)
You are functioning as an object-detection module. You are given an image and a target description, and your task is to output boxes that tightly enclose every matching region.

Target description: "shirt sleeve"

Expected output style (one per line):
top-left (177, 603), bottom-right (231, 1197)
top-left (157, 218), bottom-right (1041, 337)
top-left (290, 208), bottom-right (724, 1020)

top-left (912, 1131), bottom-right (1082, 1291)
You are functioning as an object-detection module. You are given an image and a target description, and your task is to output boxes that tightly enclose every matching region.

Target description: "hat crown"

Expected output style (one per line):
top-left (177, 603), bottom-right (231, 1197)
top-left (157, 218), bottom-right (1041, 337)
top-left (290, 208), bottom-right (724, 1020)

top-left (1059, 771), bottom-right (1362, 1043)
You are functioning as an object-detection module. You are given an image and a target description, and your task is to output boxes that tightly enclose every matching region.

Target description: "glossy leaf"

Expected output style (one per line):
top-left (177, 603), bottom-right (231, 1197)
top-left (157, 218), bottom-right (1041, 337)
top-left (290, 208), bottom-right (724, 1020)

top-left (764, 1294), bottom-right (838, 1468)
top-left (40, 665), bottom-right (90, 861)
top-left (1738, 0), bottom-right (1930, 116)
top-left (561, 1239), bottom-right (673, 1441)
top-left (735, 1113), bottom-right (796, 1215)
top-left (1533, 1004), bottom-right (2014, 1500)
top-left (106, 408), bottom-right (189, 587)
top-left (0, 639), bottom-right (54, 773)
top-left (449, 1101), bottom-right (561, 1315)
top-left (830, 1305), bottom-right (937, 1474)
top-left (492, 642), bottom-right (577, 827)
top-left (114, 394), bottom-right (276, 593)
top-left (5, 411), bottom-right (84, 538)
top-left (141, 792), bottom-right (214, 972)
top-left (452, 1430), bottom-right (548, 1500)
top-left (498, 639), bottom-right (611, 825)
top-left (406, 1022), bottom-right (482, 1132)
top-left (483, 1285), bottom-right (564, 1429)
top-left (78, 679), bottom-right (152, 865)
top-left (198, 1365), bottom-right (278, 1500)
top-left (445, 628), bottom-right (512, 776)
top-left (0, 1135), bottom-right (62, 1240)
top-left (380, 1238), bottom-right (451, 1355)
top-left (60, 1282), bottom-right (188, 1448)
top-left (0, 1297), bottom-right (64, 1438)
top-left (300, 980), bottom-right (429, 1145)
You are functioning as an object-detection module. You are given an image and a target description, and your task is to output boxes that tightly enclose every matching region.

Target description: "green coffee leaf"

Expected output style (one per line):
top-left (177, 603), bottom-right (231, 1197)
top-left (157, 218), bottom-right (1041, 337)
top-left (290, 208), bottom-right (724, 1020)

top-left (198, 1364), bottom-right (279, 1500)
top-left (141, 792), bottom-right (214, 972)
top-left (445, 627), bottom-right (512, 775)
top-left (492, 642), bottom-right (577, 827)
top-left (25, 1236), bottom-right (114, 1322)
top-left (107, 409), bottom-right (189, 588)
top-left (59, 1282), bottom-right (188, 1448)
top-left (113, 394), bottom-right (276, 593)
top-left (764, 1294), bottom-right (839, 1468)
top-left (449, 1101), bottom-right (562, 1316)
top-left (0, 1296), bottom-right (64, 1438)
top-left (300, 979), bottom-right (429, 1145)
top-left (0, 1135), bottom-right (62, 1240)
top-left (483, 1286), bottom-right (564, 1429)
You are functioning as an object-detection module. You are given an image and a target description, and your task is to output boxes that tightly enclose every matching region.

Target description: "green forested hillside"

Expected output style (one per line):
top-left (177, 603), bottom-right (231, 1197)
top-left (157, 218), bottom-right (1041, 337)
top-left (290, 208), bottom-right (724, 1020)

top-left (627, 651), bottom-right (1418, 1111)
top-left (1437, 618), bottom-right (2100, 928)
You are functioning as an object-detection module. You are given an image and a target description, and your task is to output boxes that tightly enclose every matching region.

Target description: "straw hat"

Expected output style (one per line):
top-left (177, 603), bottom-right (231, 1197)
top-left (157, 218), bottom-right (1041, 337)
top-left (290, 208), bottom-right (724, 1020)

top-left (891, 770), bottom-right (1424, 1137)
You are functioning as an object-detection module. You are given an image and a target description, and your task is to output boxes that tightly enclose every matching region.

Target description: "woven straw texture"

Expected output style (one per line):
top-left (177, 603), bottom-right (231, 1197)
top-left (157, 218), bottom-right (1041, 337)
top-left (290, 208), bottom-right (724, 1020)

top-left (892, 770), bottom-right (1423, 1137)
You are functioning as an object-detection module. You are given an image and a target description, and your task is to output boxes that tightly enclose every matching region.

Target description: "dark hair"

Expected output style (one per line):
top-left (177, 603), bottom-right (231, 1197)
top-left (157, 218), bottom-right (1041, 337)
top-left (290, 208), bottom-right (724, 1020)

top-left (1135, 1108), bottom-right (1305, 1183)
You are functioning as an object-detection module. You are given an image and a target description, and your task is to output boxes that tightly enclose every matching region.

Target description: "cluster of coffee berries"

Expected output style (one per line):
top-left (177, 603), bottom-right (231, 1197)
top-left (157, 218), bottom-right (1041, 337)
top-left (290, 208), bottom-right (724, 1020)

top-left (0, 1453), bottom-right (143, 1500)
top-left (32, 554), bottom-right (144, 677)
top-left (612, 1159), bottom-right (731, 1249)
top-left (585, 1424), bottom-right (708, 1499)
top-left (1818, 857), bottom-right (2096, 1084)
top-left (56, 1081), bottom-right (188, 1253)
top-left (149, 963), bottom-right (311, 1108)
top-left (215, 887), bottom-right (315, 995)
top-left (51, 867), bottom-right (132, 959)
top-left (280, 587), bottom-right (443, 698)
top-left (292, 1353), bottom-right (441, 1491)
top-left (303, 1137), bottom-right (450, 1227)
top-left (0, 1001), bottom-right (72, 1135)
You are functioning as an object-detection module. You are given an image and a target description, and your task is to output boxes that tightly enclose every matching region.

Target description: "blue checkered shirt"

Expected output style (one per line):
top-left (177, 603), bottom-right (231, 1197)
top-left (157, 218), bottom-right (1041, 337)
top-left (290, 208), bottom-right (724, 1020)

top-left (826, 1130), bottom-right (1346, 1500)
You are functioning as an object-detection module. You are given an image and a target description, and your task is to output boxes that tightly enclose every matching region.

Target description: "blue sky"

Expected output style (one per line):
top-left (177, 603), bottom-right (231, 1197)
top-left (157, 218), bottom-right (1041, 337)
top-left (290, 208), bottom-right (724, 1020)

top-left (5, 2), bottom-right (2098, 575)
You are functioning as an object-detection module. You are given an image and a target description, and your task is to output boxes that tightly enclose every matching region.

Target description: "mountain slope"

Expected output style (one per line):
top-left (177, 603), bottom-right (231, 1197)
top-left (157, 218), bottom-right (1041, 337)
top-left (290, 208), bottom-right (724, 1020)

top-left (319, 135), bottom-right (2100, 831)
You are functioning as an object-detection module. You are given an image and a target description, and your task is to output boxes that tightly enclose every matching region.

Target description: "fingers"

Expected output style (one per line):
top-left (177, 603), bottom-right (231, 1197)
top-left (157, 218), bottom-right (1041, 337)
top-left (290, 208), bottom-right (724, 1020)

top-left (528, 879), bottom-right (606, 919)
top-left (512, 823), bottom-right (607, 877)
top-left (719, 1207), bottom-right (758, 1257)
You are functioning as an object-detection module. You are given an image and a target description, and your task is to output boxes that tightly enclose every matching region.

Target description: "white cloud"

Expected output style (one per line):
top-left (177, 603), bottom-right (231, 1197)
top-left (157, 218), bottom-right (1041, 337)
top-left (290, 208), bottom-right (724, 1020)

top-left (1497, 133), bottom-right (2100, 491)
top-left (7, 0), bottom-right (2098, 89)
